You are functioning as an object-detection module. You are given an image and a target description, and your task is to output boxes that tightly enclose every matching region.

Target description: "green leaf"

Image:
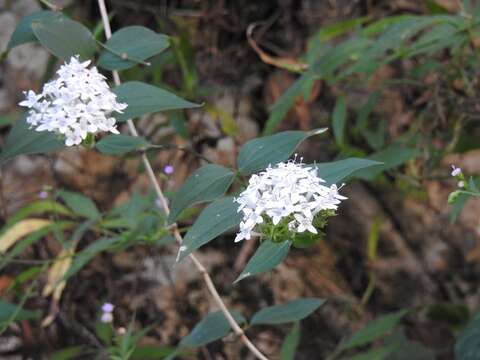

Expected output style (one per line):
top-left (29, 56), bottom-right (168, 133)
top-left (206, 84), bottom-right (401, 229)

top-left (235, 239), bottom-right (291, 283)
top-left (31, 17), bottom-right (96, 60)
top-left (315, 158), bottom-right (383, 185)
top-left (131, 345), bottom-right (177, 359)
top-left (95, 134), bottom-right (150, 155)
top-left (58, 190), bottom-right (100, 220)
top-left (113, 81), bottom-right (200, 121)
top-left (263, 72), bottom-right (315, 135)
top-left (250, 298), bottom-right (325, 326)
top-left (180, 310), bottom-right (246, 347)
top-left (385, 327), bottom-right (435, 360)
top-left (7, 10), bottom-right (65, 50)
top-left (168, 164), bottom-right (235, 223)
top-left (280, 322), bottom-right (301, 360)
top-left (449, 191), bottom-right (470, 223)
top-left (0, 222), bottom-right (71, 271)
top-left (0, 114), bottom-right (64, 165)
top-left (339, 310), bottom-right (408, 351)
top-left (354, 144), bottom-right (419, 181)
top-left (63, 237), bottom-right (121, 279)
top-left (177, 197), bottom-right (242, 261)
top-left (51, 346), bottom-right (86, 360)
top-left (332, 95), bottom-right (347, 147)
top-left (341, 345), bottom-right (397, 360)
top-left (98, 26), bottom-right (169, 70)
top-left (455, 311), bottom-right (480, 360)
top-left (5, 200), bottom-right (73, 227)
top-left (0, 300), bottom-right (40, 323)
top-left (238, 128), bottom-right (327, 175)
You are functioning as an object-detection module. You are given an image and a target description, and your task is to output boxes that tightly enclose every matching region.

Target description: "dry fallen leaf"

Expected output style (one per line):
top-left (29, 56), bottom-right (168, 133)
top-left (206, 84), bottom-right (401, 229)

top-left (0, 219), bottom-right (52, 254)
top-left (42, 247), bottom-right (75, 299)
top-left (41, 246), bottom-right (75, 327)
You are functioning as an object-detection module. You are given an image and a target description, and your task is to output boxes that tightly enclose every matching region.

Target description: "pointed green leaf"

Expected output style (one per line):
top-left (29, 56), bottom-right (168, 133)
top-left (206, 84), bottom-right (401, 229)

top-left (31, 17), bottom-right (96, 60)
top-left (168, 164), bottom-right (235, 223)
top-left (250, 298), bottom-right (326, 326)
top-left (98, 26), bottom-right (169, 70)
top-left (63, 237), bottom-right (121, 280)
top-left (315, 158), bottom-right (383, 185)
top-left (263, 72), bottom-right (316, 135)
top-left (0, 114), bottom-right (64, 165)
top-left (235, 239), bottom-right (291, 282)
top-left (180, 310), bottom-right (246, 347)
top-left (0, 300), bottom-right (40, 323)
top-left (332, 95), bottom-right (347, 147)
top-left (341, 345), bottom-right (398, 360)
top-left (95, 134), bottom-right (150, 155)
top-left (238, 128), bottom-right (327, 175)
top-left (58, 190), bottom-right (100, 220)
top-left (354, 144), bottom-right (419, 181)
top-left (7, 10), bottom-right (65, 50)
top-left (339, 310), bottom-right (408, 351)
top-left (113, 81), bottom-right (200, 121)
top-left (177, 197), bottom-right (242, 261)
top-left (281, 322), bottom-right (301, 360)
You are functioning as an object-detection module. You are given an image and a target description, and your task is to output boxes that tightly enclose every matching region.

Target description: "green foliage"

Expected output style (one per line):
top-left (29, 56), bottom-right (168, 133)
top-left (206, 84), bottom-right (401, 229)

top-left (0, 300), bottom-right (40, 323)
top-left (455, 311), bottom-right (480, 360)
top-left (0, 114), bottom-right (64, 165)
top-left (250, 298), bottom-right (325, 326)
top-left (177, 197), bottom-right (242, 260)
top-left (237, 128), bottom-right (327, 175)
top-left (113, 81), bottom-right (200, 121)
top-left (168, 164), bottom-right (235, 223)
top-left (98, 26), bottom-right (170, 70)
top-left (384, 328), bottom-right (435, 360)
top-left (63, 237), bottom-right (121, 280)
top-left (339, 310), bottom-right (408, 351)
top-left (58, 190), bottom-right (101, 220)
top-left (280, 322), bottom-right (301, 360)
top-left (235, 239), bottom-right (291, 283)
top-left (31, 17), bottom-right (97, 60)
top-left (332, 95), bottom-right (347, 147)
top-left (315, 158), bottom-right (382, 185)
top-left (95, 134), bottom-right (150, 155)
top-left (51, 346), bottom-right (86, 360)
top-left (180, 310), bottom-right (246, 347)
top-left (6, 10), bottom-right (64, 50)
top-left (341, 345), bottom-right (397, 360)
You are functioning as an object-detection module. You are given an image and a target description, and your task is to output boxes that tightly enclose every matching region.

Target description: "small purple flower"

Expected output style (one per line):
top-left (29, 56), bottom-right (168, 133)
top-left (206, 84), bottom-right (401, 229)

top-left (451, 165), bottom-right (462, 177)
top-left (38, 191), bottom-right (48, 199)
top-left (101, 312), bottom-right (113, 323)
top-left (102, 302), bottom-right (114, 313)
top-left (164, 165), bottom-right (174, 175)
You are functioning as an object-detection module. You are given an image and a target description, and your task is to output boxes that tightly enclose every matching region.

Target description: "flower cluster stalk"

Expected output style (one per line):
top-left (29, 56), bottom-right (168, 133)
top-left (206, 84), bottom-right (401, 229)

top-left (96, 1), bottom-right (269, 358)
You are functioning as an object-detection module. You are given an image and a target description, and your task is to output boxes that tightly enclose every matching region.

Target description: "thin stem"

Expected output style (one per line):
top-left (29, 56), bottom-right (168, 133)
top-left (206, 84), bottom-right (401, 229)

top-left (96, 1), bottom-right (268, 359)
top-left (39, 0), bottom-right (62, 11)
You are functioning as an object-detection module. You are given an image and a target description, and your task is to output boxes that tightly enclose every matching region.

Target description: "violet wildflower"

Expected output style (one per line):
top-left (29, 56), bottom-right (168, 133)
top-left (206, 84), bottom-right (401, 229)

top-left (164, 165), bottom-right (174, 175)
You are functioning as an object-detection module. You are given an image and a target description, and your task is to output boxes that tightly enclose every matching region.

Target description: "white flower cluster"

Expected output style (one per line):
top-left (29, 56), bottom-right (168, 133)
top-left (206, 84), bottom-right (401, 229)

top-left (234, 159), bottom-right (347, 242)
top-left (19, 56), bottom-right (127, 146)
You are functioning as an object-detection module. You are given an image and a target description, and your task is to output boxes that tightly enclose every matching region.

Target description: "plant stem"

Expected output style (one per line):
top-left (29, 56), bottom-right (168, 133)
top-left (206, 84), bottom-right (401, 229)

top-left (96, 1), bottom-right (268, 359)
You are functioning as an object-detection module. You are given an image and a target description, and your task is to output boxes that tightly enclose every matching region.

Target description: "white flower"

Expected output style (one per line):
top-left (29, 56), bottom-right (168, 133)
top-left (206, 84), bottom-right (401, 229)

top-left (233, 157), bottom-right (347, 242)
top-left (451, 165), bottom-right (462, 177)
top-left (19, 55), bottom-right (127, 146)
